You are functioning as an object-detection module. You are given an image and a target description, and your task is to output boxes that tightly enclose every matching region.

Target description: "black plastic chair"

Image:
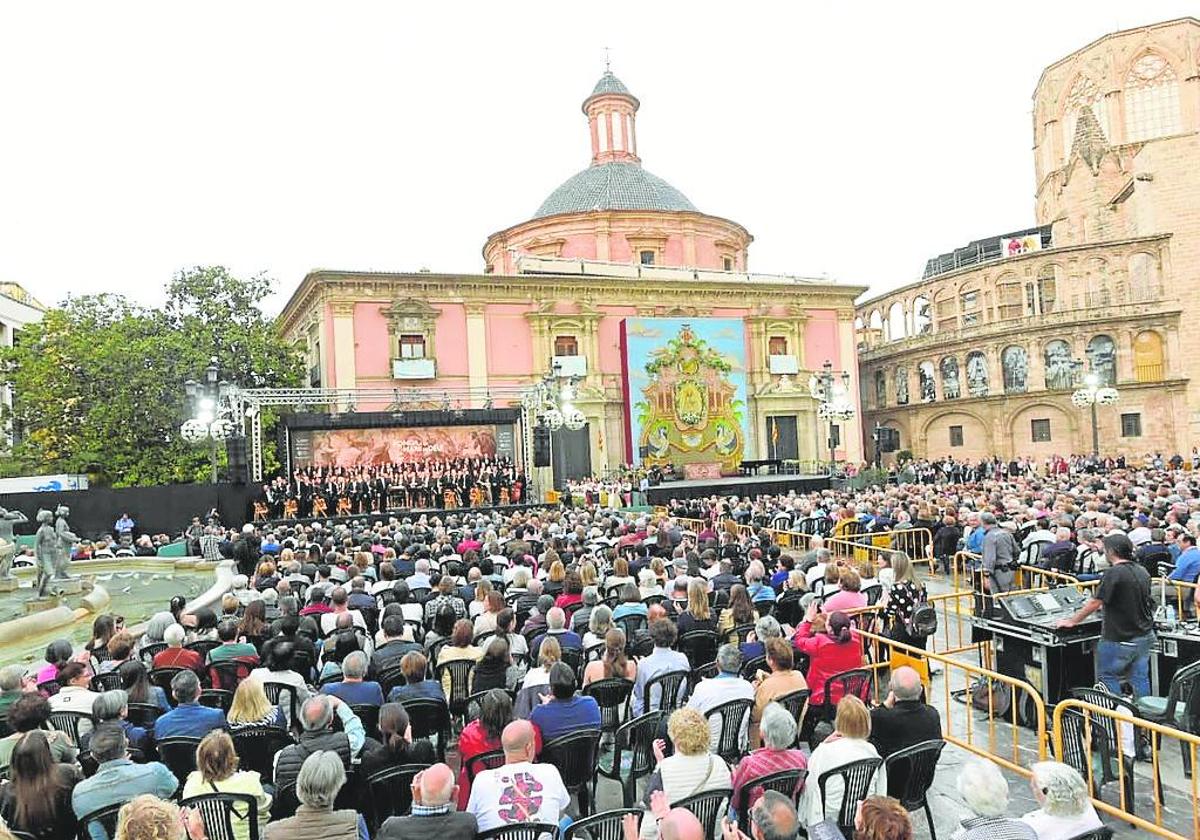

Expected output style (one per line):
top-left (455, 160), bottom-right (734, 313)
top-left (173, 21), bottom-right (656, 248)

top-left (158, 735), bottom-right (203, 790)
top-left (208, 659), bottom-right (255, 692)
top-left (179, 792), bottom-right (260, 840)
top-left (1135, 658), bottom-right (1200, 777)
top-left (232, 725), bottom-right (294, 783)
top-left (817, 756), bottom-right (882, 838)
top-left (883, 739), bottom-right (945, 840)
top-left (365, 762), bottom-right (430, 829)
top-left (704, 697), bottom-right (753, 765)
top-left (47, 710), bottom-right (94, 747)
top-left (642, 670), bottom-right (688, 714)
top-left (464, 747), bottom-right (506, 782)
top-left (584, 678), bottom-right (634, 734)
top-left (615, 614), bottom-right (647, 642)
top-left (542, 730), bottom-right (602, 816)
top-left (126, 702), bottom-right (163, 728)
top-left (820, 668), bottom-right (873, 721)
top-left (261, 681), bottom-right (301, 730)
top-left (435, 659), bottom-right (476, 722)
top-left (563, 808), bottom-right (641, 840)
top-left (560, 646), bottom-right (585, 682)
top-left (350, 703), bottom-right (381, 740)
top-left (728, 624), bottom-right (756, 646)
top-left (1063, 829), bottom-right (1113, 840)
top-left (773, 688), bottom-right (811, 745)
top-left (478, 823), bottom-right (560, 840)
top-left (678, 630), bottom-right (720, 666)
top-left (671, 787), bottom-right (732, 840)
top-left (377, 665), bottom-right (407, 698)
top-left (401, 697), bottom-right (451, 760)
top-left (36, 679), bottom-right (60, 698)
top-left (149, 667), bottom-right (187, 703)
top-left (90, 671), bottom-right (123, 693)
top-left (861, 584), bottom-right (884, 607)
top-left (689, 661), bottom-right (719, 692)
top-left (186, 639), bottom-right (221, 660)
top-left (734, 768), bottom-right (807, 833)
top-left (739, 655), bottom-right (767, 681)
top-left (199, 688), bottom-right (234, 713)
top-left (77, 802), bottom-right (124, 840)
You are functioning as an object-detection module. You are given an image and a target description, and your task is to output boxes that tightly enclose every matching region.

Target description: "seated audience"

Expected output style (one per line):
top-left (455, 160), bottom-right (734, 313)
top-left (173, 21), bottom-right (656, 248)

top-left (378, 762), bottom-right (477, 840)
top-left (821, 568), bottom-right (867, 614)
top-left (746, 790), bottom-right (803, 840)
top-left (0, 730), bottom-right (82, 840)
top-left (114, 795), bottom-right (203, 840)
top-left (153, 670), bottom-right (227, 739)
top-left (71, 725), bottom-right (178, 840)
top-left (854, 796), bottom-right (914, 840)
top-left (582, 628), bottom-right (636, 686)
top-left (791, 607), bottom-right (863, 719)
top-left (116, 661), bottom-right (170, 714)
top-left (471, 637), bottom-right (518, 693)
top-left (264, 750), bottom-right (366, 840)
top-left (436, 619), bottom-right (484, 693)
top-left (208, 619), bottom-right (259, 664)
top-left (528, 662), bottom-right (601, 743)
top-left (228, 676), bottom-right (287, 731)
top-left (675, 579), bottom-right (719, 636)
top-left (952, 759), bottom-right (1037, 840)
top-left (641, 708), bottom-right (732, 839)
top-left (359, 702), bottom-right (436, 777)
top-left (531, 608), bottom-right (583, 657)
top-left (466, 720), bottom-right (571, 832)
top-left (153, 625), bottom-right (203, 674)
top-left (49, 662), bottom-right (100, 713)
top-left (869, 665), bottom-right (941, 795)
top-left (731, 703), bottom-right (807, 818)
top-left (87, 690), bottom-right (151, 755)
top-left (1019, 761), bottom-right (1103, 840)
top-left (750, 639), bottom-right (808, 748)
top-left (687, 643), bottom-right (755, 752)
top-left (181, 731), bottom-right (272, 840)
top-left (273, 696), bottom-right (366, 792)
top-left (800, 696), bottom-right (887, 827)
top-left (455, 689), bottom-right (541, 809)
top-left (718, 585), bottom-right (757, 637)
top-left (387, 652), bottom-right (445, 703)
top-left (632, 620), bottom-right (690, 716)
top-left (0, 694), bottom-right (78, 765)
top-left (319, 651), bottom-right (384, 706)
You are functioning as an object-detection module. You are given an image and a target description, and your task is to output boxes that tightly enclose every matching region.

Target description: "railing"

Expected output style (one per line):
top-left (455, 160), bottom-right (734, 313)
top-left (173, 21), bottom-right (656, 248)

top-left (826, 528), bottom-right (936, 573)
top-left (1052, 699), bottom-right (1200, 840)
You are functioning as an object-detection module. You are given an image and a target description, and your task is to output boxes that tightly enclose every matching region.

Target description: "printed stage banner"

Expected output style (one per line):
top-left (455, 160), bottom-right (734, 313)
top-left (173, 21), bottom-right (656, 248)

top-left (291, 424), bottom-right (512, 468)
top-left (620, 317), bottom-right (750, 472)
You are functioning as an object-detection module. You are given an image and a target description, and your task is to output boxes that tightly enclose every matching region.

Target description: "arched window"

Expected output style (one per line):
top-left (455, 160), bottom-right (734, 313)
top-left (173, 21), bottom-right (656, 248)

top-left (869, 310), bottom-right (883, 333)
top-left (940, 356), bottom-right (960, 400)
top-left (1063, 76), bottom-right (1108, 164)
top-left (895, 367), bottom-right (909, 405)
top-left (1002, 346), bottom-right (1028, 394)
top-left (1133, 331), bottom-right (1164, 382)
top-left (965, 352), bottom-right (990, 397)
top-left (888, 302), bottom-right (906, 341)
top-left (1086, 334), bottom-right (1116, 386)
top-left (1128, 252), bottom-right (1160, 302)
top-left (874, 370), bottom-right (887, 407)
top-left (1125, 54), bottom-right (1181, 142)
top-left (912, 296), bottom-right (931, 335)
top-left (1043, 340), bottom-right (1075, 390)
top-left (854, 316), bottom-right (864, 332)
top-left (1034, 265), bottom-right (1058, 314)
top-left (996, 279), bottom-right (1023, 321)
top-left (1085, 258), bottom-right (1110, 308)
top-left (918, 362), bottom-right (936, 403)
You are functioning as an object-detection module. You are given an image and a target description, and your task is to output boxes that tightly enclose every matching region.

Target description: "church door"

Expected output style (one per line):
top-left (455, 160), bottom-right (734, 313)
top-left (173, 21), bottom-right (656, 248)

top-left (767, 416), bottom-right (799, 461)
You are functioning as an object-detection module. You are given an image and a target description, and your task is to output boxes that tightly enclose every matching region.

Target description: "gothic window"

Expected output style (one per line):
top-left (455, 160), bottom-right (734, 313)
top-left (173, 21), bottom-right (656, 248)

top-left (1125, 54), bottom-right (1181, 142)
top-left (918, 362), bottom-right (936, 403)
top-left (1043, 340), bottom-right (1075, 390)
top-left (1002, 346), bottom-right (1028, 394)
top-left (965, 351), bottom-right (990, 397)
top-left (1063, 76), bottom-right (1108, 163)
top-left (1086, 334), bottom-right (1117, 386)
top-left (895, 367), bottom-right (909, 405)
top-left (940, 356), bottom-right (960, 400)
top-left (1133, 331), bottom-right (1164, 382)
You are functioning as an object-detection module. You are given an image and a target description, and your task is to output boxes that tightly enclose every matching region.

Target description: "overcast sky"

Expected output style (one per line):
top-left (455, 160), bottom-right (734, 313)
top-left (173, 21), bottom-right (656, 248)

top-left (2, 3), bottom-right (1195, 314)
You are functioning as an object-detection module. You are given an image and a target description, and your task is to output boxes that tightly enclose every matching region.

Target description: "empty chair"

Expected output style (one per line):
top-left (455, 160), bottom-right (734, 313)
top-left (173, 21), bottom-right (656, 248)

top-left (179, 793), bottom-right (261, 840)
top-left (542, 731), bottom-right (602, 816)
top-left (703, 698), bottom-right (753, 765)
top-left (435, 659), bottom-right (476, 722)
top-left (1135, 659), bottom-right (1200, 777)
top-left (89, 672), bottom-right (123, 693)
top-left (883, 739), bottom-right (944, 840)
top-left (157, 735), bottom-right (204, 791)
top-left (641, 670), bottom-right (688, 715)
top-left (232, 726), bottom-right (295, 783)
top-left (677, 631), bottom-right (720, 666)
top-left (364, 763), bottom-right (429, 830)
top-left (583, 678), bottom-right (633, 734)
top-left (401, 697), bottom-right (451, 761)
top-left (816, 757), bottom-right (883, 838)
top-left (596, 710), bottom-right (662, 807)
top-left (478, 823), bottom-right (560, 840)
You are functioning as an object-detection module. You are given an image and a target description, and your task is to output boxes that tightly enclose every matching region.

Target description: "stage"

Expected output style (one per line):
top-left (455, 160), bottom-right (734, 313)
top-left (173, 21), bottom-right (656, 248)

top-left (644, 472), bottom-right (830, 504)
top-left (260, 502), bottom-right (542, 530)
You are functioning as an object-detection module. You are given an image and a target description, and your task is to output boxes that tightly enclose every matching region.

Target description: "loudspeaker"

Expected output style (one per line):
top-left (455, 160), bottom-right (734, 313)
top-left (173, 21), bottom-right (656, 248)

top-left (225, 437), bottom-right (249, 484)
top-left (533, 426), bottom-right (551, 467)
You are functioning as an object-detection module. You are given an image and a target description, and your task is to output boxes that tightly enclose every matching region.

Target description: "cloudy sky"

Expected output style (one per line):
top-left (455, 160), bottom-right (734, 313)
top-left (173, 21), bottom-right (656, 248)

top-left (2, 2), bottom-right (1195, 313)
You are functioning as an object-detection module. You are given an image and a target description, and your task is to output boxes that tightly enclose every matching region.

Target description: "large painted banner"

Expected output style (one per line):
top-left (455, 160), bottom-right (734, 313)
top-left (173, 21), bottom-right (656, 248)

top-left (291, 424), bottom-right (514, 468)
top-left (620, 317), bottom-right (750, 471)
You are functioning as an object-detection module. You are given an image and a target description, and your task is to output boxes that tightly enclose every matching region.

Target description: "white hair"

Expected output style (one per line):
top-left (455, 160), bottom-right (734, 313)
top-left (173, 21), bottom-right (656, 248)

top-left (958, 759), bottom-right (1010, 817)
top-left (296, 750), bottom-right (346, 810)
top-left (164, 623), bottom-right (186, 646)
top-left (1030, 761), bottom-right (1089, 817)
top-left (759, 702), bottom-right (796, 750)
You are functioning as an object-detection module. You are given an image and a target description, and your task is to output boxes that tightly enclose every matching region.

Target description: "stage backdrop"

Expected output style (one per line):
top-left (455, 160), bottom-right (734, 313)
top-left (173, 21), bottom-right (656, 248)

top-left (620, 317), bottom-right (750, 472)
top-left (291, 424), bottom-right (516, 468)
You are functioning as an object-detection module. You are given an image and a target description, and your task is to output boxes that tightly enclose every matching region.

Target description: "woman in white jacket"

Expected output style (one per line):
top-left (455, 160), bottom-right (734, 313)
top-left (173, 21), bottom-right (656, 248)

top-left (799, 695), bottom-right (887, 827)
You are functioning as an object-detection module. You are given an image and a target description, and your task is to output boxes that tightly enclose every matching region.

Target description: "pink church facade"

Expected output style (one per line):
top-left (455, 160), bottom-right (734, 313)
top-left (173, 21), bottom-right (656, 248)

top-left (278, 70), bottom-right (865, 482)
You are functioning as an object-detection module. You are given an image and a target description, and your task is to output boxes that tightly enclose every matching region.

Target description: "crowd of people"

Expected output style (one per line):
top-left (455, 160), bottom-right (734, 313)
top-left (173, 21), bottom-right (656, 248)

top-left (7, 453), bottom-right (1194, 840)
top-left (256, 457), bottom-right (527, 520)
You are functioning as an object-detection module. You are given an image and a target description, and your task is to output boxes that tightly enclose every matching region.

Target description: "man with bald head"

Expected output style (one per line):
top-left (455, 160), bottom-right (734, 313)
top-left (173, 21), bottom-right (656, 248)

top-left (621, 791), bottom-right (705, 840)
top-left (378, 762), bottom-right (476, 840)
top-left (869, 665), bottom-right (941, 797)
top-left (466, 720), bottom-right (571, 833)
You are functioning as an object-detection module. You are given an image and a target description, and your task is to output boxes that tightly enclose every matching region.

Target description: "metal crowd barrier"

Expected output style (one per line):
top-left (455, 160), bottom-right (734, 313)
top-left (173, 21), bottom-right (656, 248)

top-left (1052, 698), bottom-right (1200, 840)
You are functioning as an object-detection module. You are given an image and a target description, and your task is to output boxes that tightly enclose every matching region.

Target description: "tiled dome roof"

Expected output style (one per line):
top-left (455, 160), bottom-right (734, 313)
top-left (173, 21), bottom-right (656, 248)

top-left (533, 162), bottom-right (696, 219)
top-left (591, 70), bottom-right (630, 97)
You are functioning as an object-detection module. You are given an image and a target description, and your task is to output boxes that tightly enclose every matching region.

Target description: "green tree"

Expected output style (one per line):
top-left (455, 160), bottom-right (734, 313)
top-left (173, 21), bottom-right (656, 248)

top-left (0, 267), bottom-right (304, 486)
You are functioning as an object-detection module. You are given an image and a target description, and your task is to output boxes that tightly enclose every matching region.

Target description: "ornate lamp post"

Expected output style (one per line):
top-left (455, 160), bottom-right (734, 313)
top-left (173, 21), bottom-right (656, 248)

top-left (1070, 367), bottom-right (1119, 457)
top-left (521, 365), bottom-right (585, 493)
top-left (811, 360), bottom-right (855, 474)
top-left (181, 357), bottom-right (236, 484)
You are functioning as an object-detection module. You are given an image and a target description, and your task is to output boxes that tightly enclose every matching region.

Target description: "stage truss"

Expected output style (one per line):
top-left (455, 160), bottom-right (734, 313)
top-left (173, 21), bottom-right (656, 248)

top-left (225, 385), bottom-right (537, 485)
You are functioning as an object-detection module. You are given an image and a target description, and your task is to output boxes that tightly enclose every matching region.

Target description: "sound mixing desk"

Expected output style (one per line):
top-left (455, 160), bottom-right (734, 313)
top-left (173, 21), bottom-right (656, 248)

top-left (970, 586), bottom-right (1104, 707)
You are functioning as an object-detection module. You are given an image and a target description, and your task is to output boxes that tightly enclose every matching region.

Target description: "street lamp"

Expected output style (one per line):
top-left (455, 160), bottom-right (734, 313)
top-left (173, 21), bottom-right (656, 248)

top-left (1071, 367), bottom-right (1119, 457)
top-left (181, 357), bottom-right (236, 484)
top-left (811, 360), bottom-right (855, 475)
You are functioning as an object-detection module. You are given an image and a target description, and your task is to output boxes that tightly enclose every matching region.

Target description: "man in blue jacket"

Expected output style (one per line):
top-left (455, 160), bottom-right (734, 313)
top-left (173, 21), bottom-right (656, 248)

top-left (154, 670), bottom-right (227, 739)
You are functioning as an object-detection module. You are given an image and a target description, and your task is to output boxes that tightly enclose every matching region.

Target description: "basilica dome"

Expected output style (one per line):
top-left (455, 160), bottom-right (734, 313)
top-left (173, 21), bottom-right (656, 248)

top-left (533, 161), bottom-right (697, 219)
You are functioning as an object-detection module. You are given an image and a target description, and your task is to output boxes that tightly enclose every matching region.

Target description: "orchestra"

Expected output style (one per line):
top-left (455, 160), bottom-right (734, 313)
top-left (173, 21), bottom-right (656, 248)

top-left (254, 456), bottom-right (525, 520)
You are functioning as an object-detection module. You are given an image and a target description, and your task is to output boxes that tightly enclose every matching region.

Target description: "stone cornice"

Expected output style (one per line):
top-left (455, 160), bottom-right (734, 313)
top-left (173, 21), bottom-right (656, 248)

top-left (278, 270), bottom-right (865, 337)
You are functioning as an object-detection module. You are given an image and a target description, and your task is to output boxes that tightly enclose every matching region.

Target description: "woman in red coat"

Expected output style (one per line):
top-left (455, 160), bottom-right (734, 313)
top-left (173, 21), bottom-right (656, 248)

top-left (455, 688), bottom-right (542, 809)
top-left (792, 607), bottom-right (864, 715)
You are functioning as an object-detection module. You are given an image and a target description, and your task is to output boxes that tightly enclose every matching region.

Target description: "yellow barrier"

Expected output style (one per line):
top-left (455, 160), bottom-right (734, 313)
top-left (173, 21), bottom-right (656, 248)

top-left (1052, 698), bottom-right (1200, 840)
top-left (826, 528), bottom-right (935, 572)
top-left (856, 628), bottom-right (1047, 774)
top-left (1014, 565), bottom-right (1100, 592)
top-left (1152, 577), bottom-right (1198, 618)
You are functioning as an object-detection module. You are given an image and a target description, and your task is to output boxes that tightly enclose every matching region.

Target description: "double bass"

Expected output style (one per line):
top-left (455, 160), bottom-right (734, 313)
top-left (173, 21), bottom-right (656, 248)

top-left (283, 498), bottom-right (299, 519)
top-left (311, 496), bottom-right (328, 518)
top-left (252, 501), bottom-right (269, 522)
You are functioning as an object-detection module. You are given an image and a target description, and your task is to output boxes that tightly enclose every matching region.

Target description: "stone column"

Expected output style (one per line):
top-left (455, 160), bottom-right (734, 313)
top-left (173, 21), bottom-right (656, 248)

top-left (465, 302), bottom-right (489, 404)
top-left (330, 301), bottom-right (357, 399)
top-left (837, 311), bottom-right (864, 463)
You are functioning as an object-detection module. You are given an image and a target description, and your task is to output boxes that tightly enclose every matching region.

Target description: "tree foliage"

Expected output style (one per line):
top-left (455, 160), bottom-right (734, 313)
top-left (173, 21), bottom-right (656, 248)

top-left (0, 266), bottom-right (304, 486)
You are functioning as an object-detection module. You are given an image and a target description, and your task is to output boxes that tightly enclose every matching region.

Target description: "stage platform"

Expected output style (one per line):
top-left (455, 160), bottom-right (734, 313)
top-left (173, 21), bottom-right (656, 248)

top-left (645, 472), bottom-right (829, 504)
top-left (260, 502), bottom-right (542, 530)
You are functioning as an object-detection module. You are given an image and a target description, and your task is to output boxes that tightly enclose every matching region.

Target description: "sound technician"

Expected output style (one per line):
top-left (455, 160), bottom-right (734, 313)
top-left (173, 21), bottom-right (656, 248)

top-left (1055, 533), bottom-right (1155, 697)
